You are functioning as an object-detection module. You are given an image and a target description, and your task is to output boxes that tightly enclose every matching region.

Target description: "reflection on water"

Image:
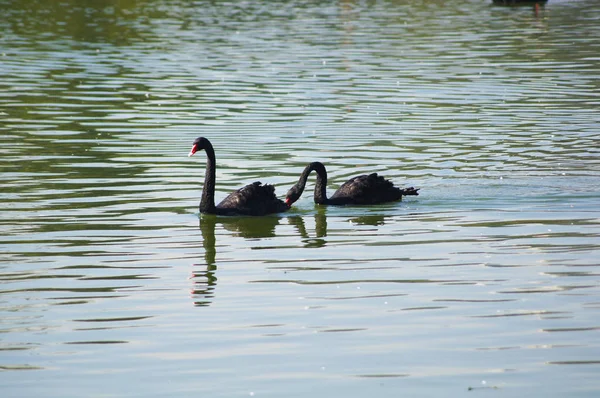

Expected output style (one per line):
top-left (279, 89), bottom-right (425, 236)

top-left (1, 0), bottom-right (600, 396)
top-left (192, 212), bottom-right (331, 305)
top-left (349, 214), bottom-right (387, 226)
top-left (289, 211), bottom-right (328, 248)
top-left (193, 215), bottom-right (218, 306)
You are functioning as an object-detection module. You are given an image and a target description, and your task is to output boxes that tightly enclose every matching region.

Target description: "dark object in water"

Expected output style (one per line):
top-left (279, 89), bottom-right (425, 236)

top-left (285, 161), bottom-right (419, 207)
top-left (492, 0), bottom-right (547, 4)
top-left (188, 137), bottom-right (290, 216)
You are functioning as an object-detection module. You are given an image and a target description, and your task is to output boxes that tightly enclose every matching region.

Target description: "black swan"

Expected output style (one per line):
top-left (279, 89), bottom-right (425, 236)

top-left (188, 137), bottom-right (290, 216)
top-left (285, 162), bottom-right (419, 206)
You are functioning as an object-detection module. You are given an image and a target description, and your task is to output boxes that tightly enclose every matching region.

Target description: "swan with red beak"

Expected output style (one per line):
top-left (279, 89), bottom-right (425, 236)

top-left (285, 161), bottom-right (419, 206)
top-left (188, 137), bottom-right (290, 216)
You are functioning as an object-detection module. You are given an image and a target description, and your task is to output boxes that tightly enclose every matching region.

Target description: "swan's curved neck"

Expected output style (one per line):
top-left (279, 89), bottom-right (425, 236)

top-left (311, 163), bottom-right (328, 204)
top-left (294, 162), bottom-right (328, 204)
top-left (200, 142), bottom-right (217, 213)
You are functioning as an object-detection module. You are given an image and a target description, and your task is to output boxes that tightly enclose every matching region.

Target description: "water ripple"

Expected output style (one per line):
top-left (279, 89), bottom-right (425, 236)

top-left (1, 0), bottom-right (599, 396)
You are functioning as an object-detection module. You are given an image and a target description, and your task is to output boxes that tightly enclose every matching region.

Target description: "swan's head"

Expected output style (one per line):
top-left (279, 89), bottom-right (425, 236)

top-left (285, 184), bottom-right (302, 206)
top-left (188, 137), bottom-right (210, 157)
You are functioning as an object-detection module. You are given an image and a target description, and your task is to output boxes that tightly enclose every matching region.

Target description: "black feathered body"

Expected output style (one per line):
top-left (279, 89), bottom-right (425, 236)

top-left (216, 181), bottom-right (289, 216)
top-left (286, 162), bottom-right (419, 206)
top-left (328, 173), bottom-right (403, 205)
top-left (189, 137), bottom-right (289, 216)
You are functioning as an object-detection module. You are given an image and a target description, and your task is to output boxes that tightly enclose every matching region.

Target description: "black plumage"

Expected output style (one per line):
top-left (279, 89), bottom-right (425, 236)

top-left (286, 162), bottom-right (419, 206)
top-left (188, 137), bottom-right (289, 216)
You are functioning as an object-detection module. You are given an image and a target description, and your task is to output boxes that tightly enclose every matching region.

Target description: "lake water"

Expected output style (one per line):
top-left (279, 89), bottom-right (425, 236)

top-left (1, 0), bottom-right (599, 396)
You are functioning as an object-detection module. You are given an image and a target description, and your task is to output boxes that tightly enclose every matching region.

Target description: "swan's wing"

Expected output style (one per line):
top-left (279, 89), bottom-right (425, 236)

top-left (217, 182), bottom-right (287, 215)
top-left (216, 182), bottom-right (263, 209)
top-left (330, 173), bottom-right (402, 204)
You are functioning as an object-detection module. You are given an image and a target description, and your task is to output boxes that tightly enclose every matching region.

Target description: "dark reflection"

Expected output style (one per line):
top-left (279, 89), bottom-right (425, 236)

top-left (349, 214), bottom-right (387, 226)
top-left (189, 264), bottom-right (215, 308)
top-left (288, 209), bottom-right (328, 248)
top-left (192, 214), bottom-right (283, 306)
top-left (491, 0), bottom-right (547, 17)
top-left (314, 210), bottom-right (328, 239)
top-left (219, 216), bottom-right (282, 239)
top-left (492, 0), bottom-right (547, 5)
top-left (192, 212), bottom-right (331, 305)
top-left (192, 215), bottom-right (218, 307)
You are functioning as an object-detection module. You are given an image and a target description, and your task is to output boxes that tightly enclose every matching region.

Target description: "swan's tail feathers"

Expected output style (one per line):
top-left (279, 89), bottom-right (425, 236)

top-left (401, 187), bottom-right (420, 196)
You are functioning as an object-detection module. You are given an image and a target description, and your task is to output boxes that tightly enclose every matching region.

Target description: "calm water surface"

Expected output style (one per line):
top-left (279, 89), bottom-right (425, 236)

top-left (1, 0), bottom-right (600, 397)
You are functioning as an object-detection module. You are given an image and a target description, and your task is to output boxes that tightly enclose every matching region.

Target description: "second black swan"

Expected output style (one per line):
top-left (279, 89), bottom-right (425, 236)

top-left (285, 162), bottom-right (419, 206)
top-left (188, 137), bottom-right (289, 216)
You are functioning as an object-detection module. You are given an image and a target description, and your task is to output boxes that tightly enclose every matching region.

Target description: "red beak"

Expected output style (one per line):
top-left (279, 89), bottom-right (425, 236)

top-left (285, 197), bottom-right (292, 207)
top-left (188, 144), bottom-right (198, 157)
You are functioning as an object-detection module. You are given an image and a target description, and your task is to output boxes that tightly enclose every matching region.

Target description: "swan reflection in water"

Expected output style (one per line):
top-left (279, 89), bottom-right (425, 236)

top-left (190, 212), bottom-right (334, 306)
top-left (191, 214), bottom-right (280, 306)
top-left (349, 214), bottom-right (387, 226)
top-left (191, 215), bottom-right (218, 306)
top-left (288, 209), bottom-right (328, 249)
